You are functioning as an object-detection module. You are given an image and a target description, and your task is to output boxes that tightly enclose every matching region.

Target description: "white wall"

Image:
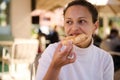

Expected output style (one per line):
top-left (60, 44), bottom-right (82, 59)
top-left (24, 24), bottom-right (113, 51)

top-left (10, 0), bottom-right (31, 38)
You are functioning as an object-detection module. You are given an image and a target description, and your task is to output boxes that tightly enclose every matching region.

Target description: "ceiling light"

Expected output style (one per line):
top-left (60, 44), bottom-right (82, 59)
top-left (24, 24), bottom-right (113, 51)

top-left (87, 0), bottom-right (109, 5)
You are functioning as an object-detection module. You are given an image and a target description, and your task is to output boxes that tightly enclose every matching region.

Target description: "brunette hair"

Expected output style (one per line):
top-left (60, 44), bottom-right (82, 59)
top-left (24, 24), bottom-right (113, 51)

top-left (63, 0), bottom-right (98, 23)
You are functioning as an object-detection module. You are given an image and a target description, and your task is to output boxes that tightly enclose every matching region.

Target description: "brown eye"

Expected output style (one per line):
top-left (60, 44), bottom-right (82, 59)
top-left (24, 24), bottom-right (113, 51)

top-left (78, 20), bottom-right (86, 24)
top-left (66, 21), bottom-right (73, 25)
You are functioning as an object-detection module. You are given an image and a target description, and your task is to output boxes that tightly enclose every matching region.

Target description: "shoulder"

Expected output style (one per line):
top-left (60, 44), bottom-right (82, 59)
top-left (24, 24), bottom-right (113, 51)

top-left (93, 45), bottom-right (114, 69)
top-left (45, 42), bottom-right (59, 50)
top-left (93, 45), bottom-right (113, 60)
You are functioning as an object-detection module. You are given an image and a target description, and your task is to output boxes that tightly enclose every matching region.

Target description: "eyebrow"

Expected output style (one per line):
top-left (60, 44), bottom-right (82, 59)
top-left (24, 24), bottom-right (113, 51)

top-left (65, 17), bottom-right (87, 20)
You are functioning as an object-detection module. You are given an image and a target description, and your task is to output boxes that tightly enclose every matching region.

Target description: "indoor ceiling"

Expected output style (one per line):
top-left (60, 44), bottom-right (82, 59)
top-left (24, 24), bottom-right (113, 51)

top-left (36, 0), bottom-right (120, 15)
top-left (36, 0), bottom-right (73, 11)
top-left (96, 0), bottom-right (120, 15)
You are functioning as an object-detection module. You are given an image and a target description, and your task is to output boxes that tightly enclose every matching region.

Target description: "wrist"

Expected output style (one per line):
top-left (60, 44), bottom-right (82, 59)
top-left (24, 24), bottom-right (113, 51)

top-left (50, 62), bottom-right (61, 71)
top-left (43, 62), bottom-right (61, 80)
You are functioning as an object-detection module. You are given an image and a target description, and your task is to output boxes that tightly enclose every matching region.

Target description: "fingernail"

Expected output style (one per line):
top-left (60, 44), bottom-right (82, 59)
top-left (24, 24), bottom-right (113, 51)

top-left (67, 53), bottom-right (74, 59)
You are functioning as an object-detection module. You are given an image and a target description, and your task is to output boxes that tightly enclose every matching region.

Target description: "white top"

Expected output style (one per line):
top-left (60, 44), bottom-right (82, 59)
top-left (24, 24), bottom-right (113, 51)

top-left (35, 42), bottom-right (114, 80)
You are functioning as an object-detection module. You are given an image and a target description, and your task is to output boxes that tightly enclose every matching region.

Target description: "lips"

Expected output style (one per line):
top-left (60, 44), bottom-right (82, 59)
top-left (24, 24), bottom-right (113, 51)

top-left (69, 33), bottom-right (81, 36)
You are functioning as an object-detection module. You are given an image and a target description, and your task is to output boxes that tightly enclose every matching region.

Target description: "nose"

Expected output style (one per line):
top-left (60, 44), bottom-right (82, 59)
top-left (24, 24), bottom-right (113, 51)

top-left (72, 23), bottom-right (80, 32)
top-left (70, 23), bottom-right (84, 35)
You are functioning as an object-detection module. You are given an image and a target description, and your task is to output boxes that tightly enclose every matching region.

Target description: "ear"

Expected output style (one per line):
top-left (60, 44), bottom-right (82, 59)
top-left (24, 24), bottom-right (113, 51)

top-left (93, 20), bottom-right (99, 32)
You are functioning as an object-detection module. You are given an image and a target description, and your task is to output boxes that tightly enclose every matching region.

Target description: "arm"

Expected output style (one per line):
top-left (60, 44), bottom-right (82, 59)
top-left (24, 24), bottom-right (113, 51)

top-left (43, 62), bottom-right (61, 80)
top-left (43, 42), bottom-right (76, 80)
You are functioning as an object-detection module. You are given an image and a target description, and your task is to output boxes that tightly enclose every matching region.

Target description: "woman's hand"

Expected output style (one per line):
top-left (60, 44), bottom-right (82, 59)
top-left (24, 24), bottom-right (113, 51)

top-left (51, 41), bottom-right (76, 69)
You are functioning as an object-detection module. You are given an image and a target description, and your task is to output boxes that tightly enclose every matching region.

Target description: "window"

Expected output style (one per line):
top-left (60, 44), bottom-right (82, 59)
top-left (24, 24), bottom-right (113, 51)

top-left (0, 0), bottom-right (11, 35)
top-left (0, 0), bottom-right (10, 27)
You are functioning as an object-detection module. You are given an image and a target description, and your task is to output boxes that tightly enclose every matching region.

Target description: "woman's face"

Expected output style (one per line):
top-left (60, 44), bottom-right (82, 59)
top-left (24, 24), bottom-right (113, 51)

top-left (64, 5), bottom-right (98, 37)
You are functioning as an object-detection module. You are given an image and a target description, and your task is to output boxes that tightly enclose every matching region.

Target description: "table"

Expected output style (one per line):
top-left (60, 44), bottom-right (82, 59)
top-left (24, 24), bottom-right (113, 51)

top-left (109, 51), bottom-right (120, 56)
top-left (0, 41), bottom-right (13, 47)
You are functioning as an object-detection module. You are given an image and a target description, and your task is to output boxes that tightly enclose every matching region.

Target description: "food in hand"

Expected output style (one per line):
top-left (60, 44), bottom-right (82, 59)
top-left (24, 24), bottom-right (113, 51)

top-left (62, 34), bottom-right (88, 46)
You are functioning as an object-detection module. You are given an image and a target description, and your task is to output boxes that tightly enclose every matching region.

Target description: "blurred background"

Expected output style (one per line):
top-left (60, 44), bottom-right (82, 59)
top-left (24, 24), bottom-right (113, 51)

top-left (0, 0), bottom-right (120, 80)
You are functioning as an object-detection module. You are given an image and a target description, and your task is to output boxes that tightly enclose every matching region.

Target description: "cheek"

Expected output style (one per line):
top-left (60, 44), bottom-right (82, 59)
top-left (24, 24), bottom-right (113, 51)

top-left (82, 27), bottom-right (94, 35)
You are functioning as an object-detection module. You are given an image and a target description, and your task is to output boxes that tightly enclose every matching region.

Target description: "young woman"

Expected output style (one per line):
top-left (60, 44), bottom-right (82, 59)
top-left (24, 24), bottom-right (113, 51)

top-left (35, 0), bottom-right (114, 80)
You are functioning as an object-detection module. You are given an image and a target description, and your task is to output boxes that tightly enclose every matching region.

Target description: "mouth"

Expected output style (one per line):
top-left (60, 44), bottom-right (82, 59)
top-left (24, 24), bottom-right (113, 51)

top-left (69, 33), bottom-right (81, 36)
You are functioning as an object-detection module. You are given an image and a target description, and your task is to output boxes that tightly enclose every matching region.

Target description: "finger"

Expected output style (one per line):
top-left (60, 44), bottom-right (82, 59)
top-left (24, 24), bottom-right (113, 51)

top-left (67, 52), bottom-right (76, 63)
top-left (66, 40), bottom-right (73, 53)
top-left (67, 52), bottom-right (74, 59)
top-left (55, 42), bottom-right (63, 52)
top-left (62, 41), bottom-right (73, 56)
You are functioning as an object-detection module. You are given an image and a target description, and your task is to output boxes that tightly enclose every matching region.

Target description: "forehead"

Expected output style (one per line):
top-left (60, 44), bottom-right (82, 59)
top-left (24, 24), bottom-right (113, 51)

top-left (64, 5), bottom-right (92, 19)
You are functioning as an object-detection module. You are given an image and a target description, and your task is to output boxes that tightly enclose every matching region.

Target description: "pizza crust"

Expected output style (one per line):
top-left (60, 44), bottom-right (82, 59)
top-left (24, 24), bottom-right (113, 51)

top-left (62, 34), bottom-right (87, 46)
